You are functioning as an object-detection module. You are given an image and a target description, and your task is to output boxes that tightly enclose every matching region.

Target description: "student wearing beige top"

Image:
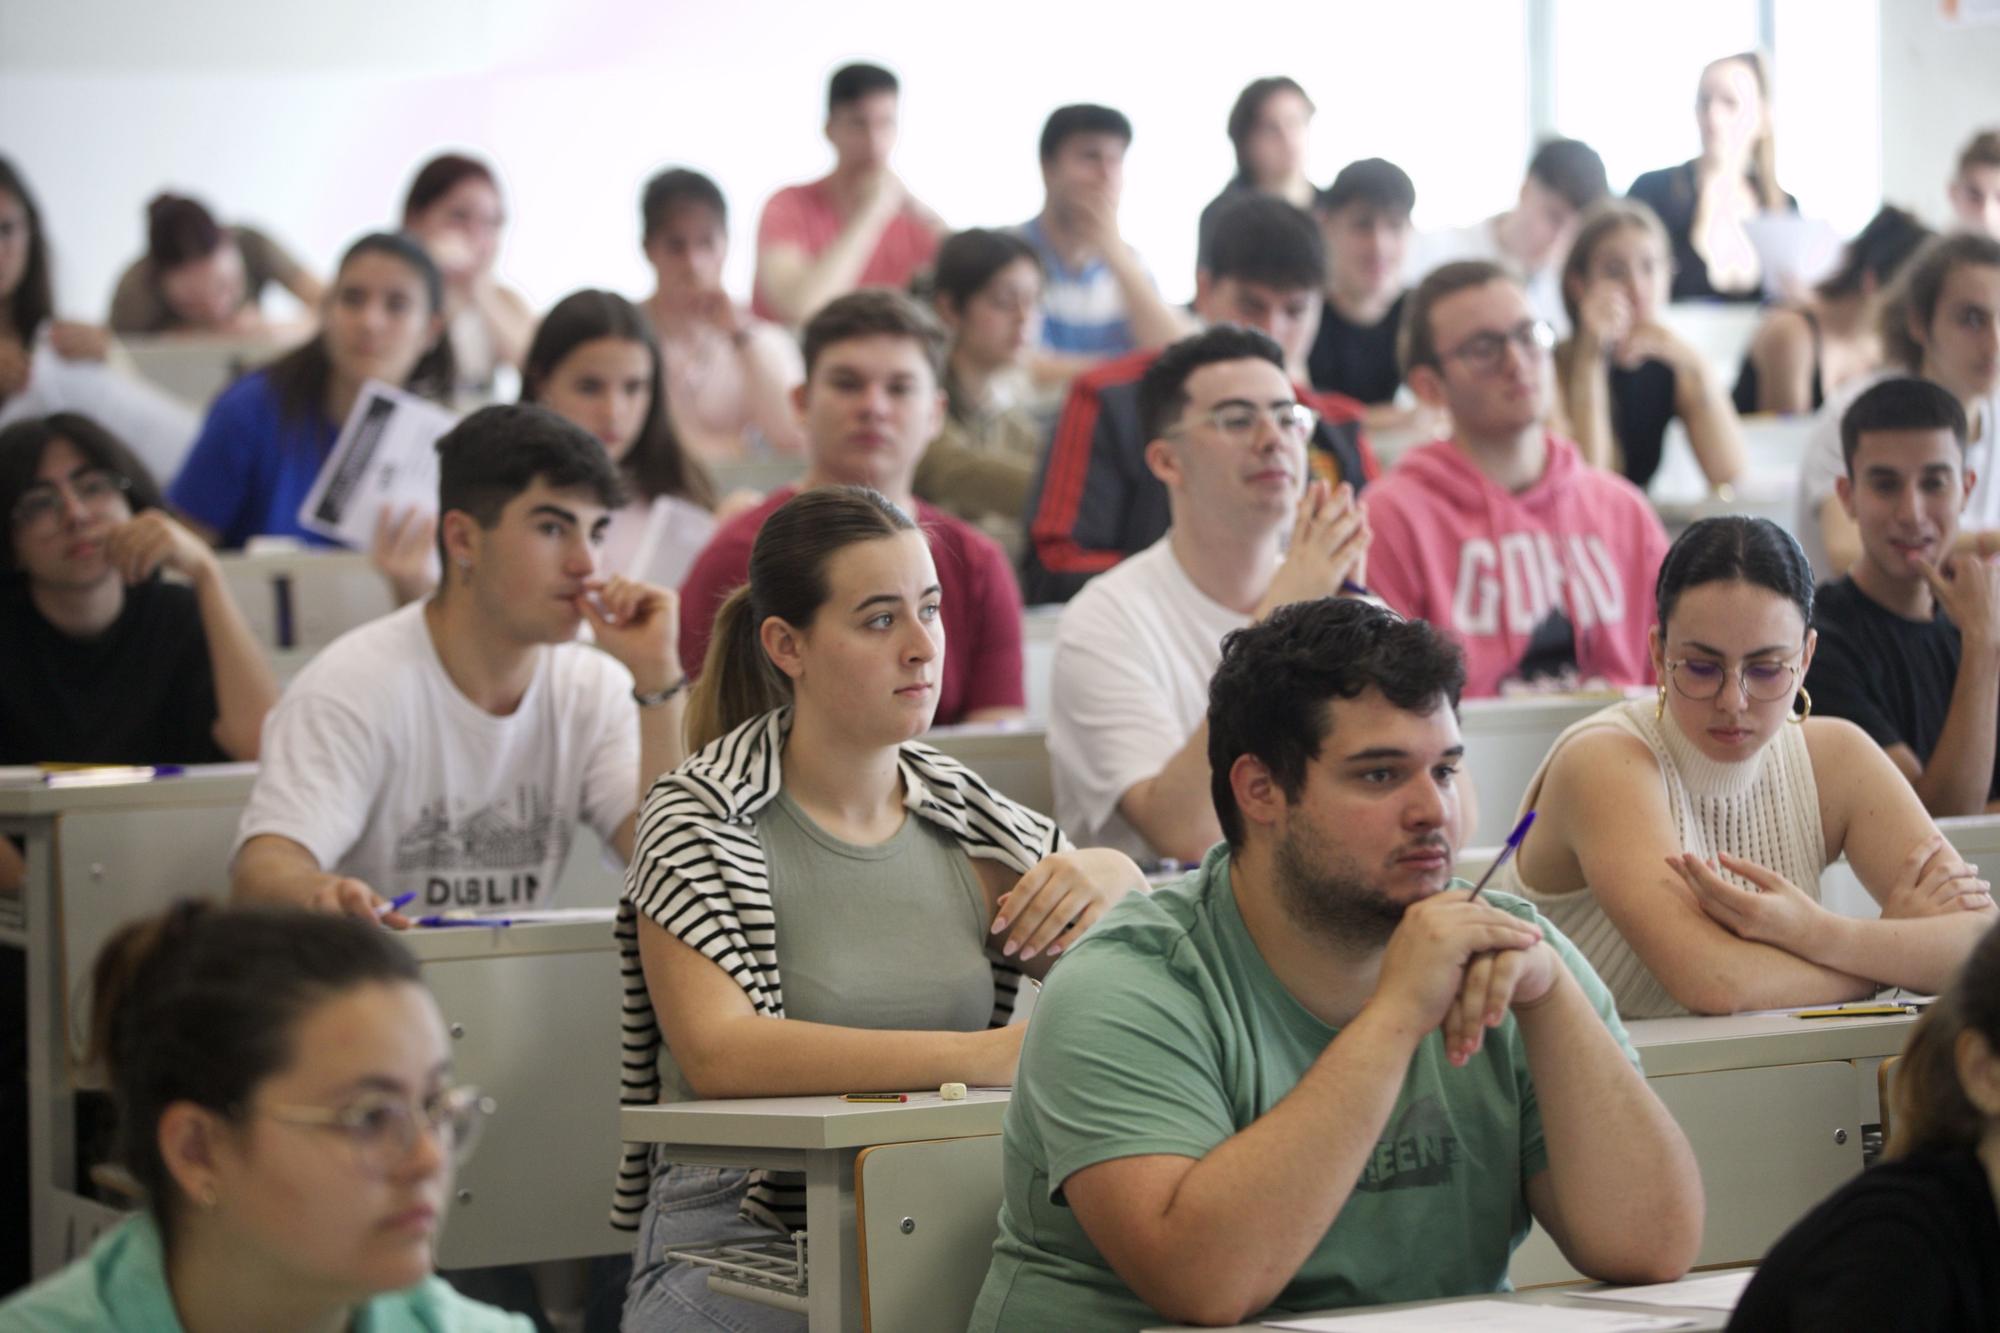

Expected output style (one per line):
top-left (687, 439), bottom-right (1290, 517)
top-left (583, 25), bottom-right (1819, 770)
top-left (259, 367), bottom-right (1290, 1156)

top-left (1502, 516), bottom-right (1996, 1018)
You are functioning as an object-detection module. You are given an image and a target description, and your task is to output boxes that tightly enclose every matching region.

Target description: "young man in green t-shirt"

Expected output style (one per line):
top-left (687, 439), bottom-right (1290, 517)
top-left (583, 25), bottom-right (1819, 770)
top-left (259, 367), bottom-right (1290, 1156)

top-left (971, 598), bottom-right (1702, 1330)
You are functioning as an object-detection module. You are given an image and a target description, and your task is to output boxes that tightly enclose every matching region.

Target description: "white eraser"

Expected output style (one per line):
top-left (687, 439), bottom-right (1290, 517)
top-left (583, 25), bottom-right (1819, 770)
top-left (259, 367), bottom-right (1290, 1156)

top-left (939, 1082), bottom-right (967, 1101)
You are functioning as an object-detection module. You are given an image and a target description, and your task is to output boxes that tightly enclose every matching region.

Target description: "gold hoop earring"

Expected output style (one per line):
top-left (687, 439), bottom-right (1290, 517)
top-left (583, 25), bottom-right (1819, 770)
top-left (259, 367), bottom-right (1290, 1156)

top-left (1789, 686), bottom-right (1812, 725)
top-left (1656, 684), bottom-right (1667, 722)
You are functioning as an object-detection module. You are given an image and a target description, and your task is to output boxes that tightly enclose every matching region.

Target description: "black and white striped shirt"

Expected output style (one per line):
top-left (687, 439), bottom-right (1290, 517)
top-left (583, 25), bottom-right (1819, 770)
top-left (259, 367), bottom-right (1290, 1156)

top-left (612, 707), bottom-right (1066, 1230)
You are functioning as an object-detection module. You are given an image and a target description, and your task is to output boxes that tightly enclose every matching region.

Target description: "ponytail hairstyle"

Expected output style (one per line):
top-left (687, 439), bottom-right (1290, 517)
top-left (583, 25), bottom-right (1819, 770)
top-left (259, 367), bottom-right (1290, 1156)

top-left (262, 231), bottom-right (454, 426)
top-left (0, 155), bottom-right (55, 343)
top-left (1887, 921), bottom-right (2000, 1159)
top-left (685, 487), bottom-right (916, 750)
top-left (520, 289), bottom-right (716, 511)
top-left (1876, 231), bottom-right (2000, 376)
top-left (87, 900), bottom-right (421, 1238)
top-left (1655, 515), bottom-right (1817, 629)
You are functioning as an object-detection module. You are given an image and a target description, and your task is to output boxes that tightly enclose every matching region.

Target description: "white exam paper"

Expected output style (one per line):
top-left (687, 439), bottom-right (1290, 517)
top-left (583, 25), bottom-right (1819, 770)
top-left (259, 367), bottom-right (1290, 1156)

top-left (1570, 1269), bottom-right (1755, 1311)
top-left (297, 379), bottom-right (458, 549)
top-left (1264, 1298), bottom-right (1696, 1332)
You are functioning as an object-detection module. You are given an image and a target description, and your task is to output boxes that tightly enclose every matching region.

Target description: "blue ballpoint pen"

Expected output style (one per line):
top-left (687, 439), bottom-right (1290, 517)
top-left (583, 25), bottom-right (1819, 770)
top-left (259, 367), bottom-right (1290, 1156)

top-left (1467, 811), bottom-right (1536, 904)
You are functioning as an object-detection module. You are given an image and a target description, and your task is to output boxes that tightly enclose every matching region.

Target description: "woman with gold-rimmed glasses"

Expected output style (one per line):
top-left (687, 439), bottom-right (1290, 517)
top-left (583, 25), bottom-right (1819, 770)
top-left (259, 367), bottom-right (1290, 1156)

top-left (1496, 515), bottom-right (1996, 1018)
top-left (0, 902), bottom-right (529, 1331)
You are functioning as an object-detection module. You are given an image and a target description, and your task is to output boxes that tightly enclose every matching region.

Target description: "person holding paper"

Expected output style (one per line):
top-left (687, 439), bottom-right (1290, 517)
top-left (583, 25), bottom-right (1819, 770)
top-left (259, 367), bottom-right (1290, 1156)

top-left (1554, 200), bottom-right (1746, 492)
top-left (971, 598), bottom-right (1701, 1330)
top-left (617, 485), bottom-right (1145, 1331)
top-left (230, 404), bottom-right (683, 923)
top-left (167, 232), bottom-right (454, 550)
top-left (1730, 921), bottom-right (2000, 1330)
top-left (1501, 517), bottom-right (1996, 1019)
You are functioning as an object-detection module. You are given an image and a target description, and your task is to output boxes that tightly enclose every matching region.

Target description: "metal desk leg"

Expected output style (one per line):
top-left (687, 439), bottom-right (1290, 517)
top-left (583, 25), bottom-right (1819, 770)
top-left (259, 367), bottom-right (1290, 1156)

top-left (15, 819), bottom-right (71, 1278)
top-left (804, 1149), bottom-right (860, 1332)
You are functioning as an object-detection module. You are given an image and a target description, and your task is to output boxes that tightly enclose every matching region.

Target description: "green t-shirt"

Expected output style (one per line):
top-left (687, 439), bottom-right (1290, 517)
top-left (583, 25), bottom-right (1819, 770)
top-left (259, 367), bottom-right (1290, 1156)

top-left (0, 1214), bottom-right (533, 1332)
top-left (969, 844), bottom-right (1638, 1332)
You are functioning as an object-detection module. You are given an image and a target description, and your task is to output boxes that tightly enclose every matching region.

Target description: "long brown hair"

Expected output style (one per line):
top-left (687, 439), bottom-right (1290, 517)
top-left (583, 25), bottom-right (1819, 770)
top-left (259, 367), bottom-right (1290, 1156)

top-left (520, 289), bottom-right (716, 510)
top-left (1706, 52), bottom-right (1786, 212)
top-left (1887, 922), bottom-right (2000, 1160)
top-left (263, 232), bottom-right (454, 425)
top-left (684, 487), bottom-right (916, 751)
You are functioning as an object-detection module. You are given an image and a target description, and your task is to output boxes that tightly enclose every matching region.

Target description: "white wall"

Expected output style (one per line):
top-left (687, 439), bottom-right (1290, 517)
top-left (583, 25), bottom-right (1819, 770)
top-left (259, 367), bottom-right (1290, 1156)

top-left (0, 0), bottom-right (1530, 323)
top-left (1879, 0), bottom-right (2000, 227)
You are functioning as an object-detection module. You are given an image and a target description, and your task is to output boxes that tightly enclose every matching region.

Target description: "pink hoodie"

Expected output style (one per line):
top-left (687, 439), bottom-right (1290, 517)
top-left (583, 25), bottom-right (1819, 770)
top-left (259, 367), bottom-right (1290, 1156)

top-left (1363, 434), bottom-right (1668, 698)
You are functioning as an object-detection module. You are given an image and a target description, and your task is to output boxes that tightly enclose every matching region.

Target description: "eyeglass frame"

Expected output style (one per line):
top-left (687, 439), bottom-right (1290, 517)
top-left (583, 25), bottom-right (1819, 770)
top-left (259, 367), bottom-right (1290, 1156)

top-left (9, 468), bottom-right (134, 532)
top-left (255, 1083), bottom-right (495, 1176)
top-left (1439, 319), bottom-right (1557, 373)
top-left (1165, 398), bottom-right (1320, 445)
top-left (1661, 650), bottom-right (1807, 704)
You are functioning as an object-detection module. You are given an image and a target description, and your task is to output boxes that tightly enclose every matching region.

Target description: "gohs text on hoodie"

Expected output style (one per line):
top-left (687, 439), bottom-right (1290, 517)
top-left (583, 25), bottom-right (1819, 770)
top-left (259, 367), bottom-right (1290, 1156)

top-left (1362, 434), bottom-right (1669, 698)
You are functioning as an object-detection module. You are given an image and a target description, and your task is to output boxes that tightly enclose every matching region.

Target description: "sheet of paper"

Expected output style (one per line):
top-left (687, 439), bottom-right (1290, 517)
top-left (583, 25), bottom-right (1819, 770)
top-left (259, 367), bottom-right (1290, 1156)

top-left (1570, 1269), bottom-right (1755, 1311)
top-left (428, 907), bottom-right (618, 925)
top-left (297, 378), bottom-right (458, 549)
top-left (1265, 1299), bottom-right (1696, 1332)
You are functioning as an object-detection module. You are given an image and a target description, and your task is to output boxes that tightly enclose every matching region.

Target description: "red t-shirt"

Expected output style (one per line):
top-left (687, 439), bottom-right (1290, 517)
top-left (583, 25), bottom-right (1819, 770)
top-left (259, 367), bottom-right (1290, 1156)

top-left (678, 487), bottom-right (1025, 723)
top-left (750, 178), bottom-right (941, 321)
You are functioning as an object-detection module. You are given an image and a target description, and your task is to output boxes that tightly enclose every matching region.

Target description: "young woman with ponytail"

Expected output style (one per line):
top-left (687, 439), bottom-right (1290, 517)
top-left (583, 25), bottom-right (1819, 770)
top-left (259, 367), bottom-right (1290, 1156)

top-left (613, 485), bottom-right (1145, 1331)
top-left (0, 901), bottom-right (525, 1331)
top-left (1729, 922), bottom-right (2000, 1329)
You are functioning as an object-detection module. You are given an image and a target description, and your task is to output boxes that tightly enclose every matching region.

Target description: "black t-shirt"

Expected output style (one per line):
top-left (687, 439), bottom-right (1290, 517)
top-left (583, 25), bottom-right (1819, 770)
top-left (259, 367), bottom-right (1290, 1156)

top-left (1728, 1147), bottom-right (2000, 1331)
top-left (1306, 291), bottom-right (1405, 406)
top-left (1806, 576), bottom-right (1999, 799)
top-left (0, 579), bottom-right (226, 765)
top-left (1608, 357), bottom-right (1678, 490)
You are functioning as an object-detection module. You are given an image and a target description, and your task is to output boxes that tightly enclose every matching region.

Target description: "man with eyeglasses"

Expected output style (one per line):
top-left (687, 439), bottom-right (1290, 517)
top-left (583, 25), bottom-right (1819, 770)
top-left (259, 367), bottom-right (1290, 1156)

top-left (1806, 378), bottom-right (2000, 817)
top-left (1048, 325), bottom-right (1374, 865)
top-left (1021, 193), bottom-right (1374, 604)
top-left (1362, 260), bottom-right (1668, 698)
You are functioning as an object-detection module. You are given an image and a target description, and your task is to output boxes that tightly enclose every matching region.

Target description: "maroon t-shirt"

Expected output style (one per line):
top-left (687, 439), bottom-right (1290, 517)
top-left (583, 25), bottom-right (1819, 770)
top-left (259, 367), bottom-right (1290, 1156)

top-left (678, 487), bottom-right (1026, 723)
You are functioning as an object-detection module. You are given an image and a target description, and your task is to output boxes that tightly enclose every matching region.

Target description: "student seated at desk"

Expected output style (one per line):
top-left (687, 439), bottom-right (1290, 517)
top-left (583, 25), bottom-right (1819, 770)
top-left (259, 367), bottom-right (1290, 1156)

top-left (913, 228), bottom-right (1045, 547)
top-left (1731, 920), bottom-right (2000, 1331)
top-left (400, 153), bottom-right (536, 399)
top-left (1020, 194), bottom-right (1374, 603)
top-left (231, 404), bottom-right (683, 923)
top-left (1807, 379), bottom-right (2000, 817)
top-left (0, 158), bottom-right (196, 481)
top-left (971, 598), bottom-right (1700, 1331)
top-left (1501, 516), bottom-right (1997, 1019)
top-left (0, 901), bottom-right (527, 1331)
top-left (0, 412), bottom-right (275, 772)
top-left (167, 232), bottom-right (454, 550)
top-left (1049, 325), bottom-right (1373, 865)
top-left (107, 192), bottom-right (321, 337)
top-left (637, 167), bottom-right (806, 462)
top-left (1795, 232), bottom-right (2000, 582)
top-left (678, 289), bottom-right (1027, 725)
top-left (615, 486), bottom-right (1145, 1332)
top-left (1555, 200), bottom-right (1745, 493)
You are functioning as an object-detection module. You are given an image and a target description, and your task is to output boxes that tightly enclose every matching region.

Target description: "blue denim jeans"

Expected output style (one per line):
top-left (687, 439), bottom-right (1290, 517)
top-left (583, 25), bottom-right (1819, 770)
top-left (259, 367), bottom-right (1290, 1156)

top-left (622, 1166), bottom-right (807, 1333)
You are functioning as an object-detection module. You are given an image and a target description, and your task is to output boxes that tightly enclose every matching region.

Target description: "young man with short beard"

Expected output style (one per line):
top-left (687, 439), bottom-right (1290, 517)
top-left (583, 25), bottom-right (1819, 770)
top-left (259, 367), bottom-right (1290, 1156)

top-left (972, 598), bottom-right (1700, 1330)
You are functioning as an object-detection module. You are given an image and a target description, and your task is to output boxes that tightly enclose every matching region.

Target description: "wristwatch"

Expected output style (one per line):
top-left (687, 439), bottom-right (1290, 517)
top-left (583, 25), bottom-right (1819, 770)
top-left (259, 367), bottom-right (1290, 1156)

top-left (633, 677), bottom-right (690, 708)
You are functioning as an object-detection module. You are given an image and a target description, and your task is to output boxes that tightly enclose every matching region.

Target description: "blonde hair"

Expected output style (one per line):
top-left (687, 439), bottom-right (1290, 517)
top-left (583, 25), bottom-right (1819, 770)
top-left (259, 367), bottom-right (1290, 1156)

top-left (1558, 199), bottom-right (1672, 332)
top-left (1708, 52), bottom-right (1786, 212)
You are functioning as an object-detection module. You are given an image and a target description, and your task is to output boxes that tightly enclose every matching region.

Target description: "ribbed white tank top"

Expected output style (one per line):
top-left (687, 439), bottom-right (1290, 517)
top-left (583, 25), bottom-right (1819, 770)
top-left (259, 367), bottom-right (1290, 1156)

top-left (1503, 698), bottom-right (1827, 1018)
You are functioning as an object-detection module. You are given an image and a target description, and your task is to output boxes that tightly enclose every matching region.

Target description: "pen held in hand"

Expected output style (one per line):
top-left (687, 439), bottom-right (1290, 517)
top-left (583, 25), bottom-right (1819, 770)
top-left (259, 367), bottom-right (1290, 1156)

top-left (1466, 811), bottom-right (1536, 905)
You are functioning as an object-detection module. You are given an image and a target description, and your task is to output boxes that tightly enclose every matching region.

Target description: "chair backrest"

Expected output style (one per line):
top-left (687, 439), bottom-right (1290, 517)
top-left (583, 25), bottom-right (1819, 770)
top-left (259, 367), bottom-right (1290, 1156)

top-left (854, 1134), bottom-right (1004, 1333)
top-left (922, 724), bottom-right (1053, 818)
